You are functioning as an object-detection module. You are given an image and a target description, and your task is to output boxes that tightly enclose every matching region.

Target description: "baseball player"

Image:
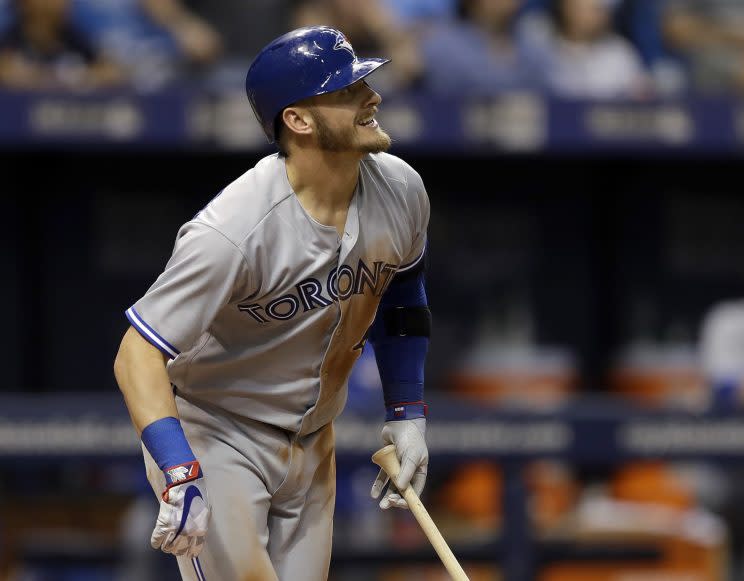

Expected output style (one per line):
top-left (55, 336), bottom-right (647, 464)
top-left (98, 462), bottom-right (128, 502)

top-left (113, 26), bottom-right (431, 581)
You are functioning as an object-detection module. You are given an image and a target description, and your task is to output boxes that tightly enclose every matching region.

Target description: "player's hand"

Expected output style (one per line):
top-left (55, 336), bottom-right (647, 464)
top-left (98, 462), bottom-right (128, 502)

top-left (370, 418), bottom-right (428, 510)
top-left (151, 461), bottom-right (211, 558)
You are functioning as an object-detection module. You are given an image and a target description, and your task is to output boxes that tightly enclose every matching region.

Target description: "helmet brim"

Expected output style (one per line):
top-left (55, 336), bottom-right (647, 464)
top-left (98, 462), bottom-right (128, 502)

top-left (315, 57), bottom-right (390, 94)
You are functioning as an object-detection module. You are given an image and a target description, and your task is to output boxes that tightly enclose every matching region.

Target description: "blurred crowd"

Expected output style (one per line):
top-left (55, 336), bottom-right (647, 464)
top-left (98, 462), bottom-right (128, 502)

top-left (5, 2), bottom-right (744, 581)
top-left (2, 0), bottom-right (744, 96)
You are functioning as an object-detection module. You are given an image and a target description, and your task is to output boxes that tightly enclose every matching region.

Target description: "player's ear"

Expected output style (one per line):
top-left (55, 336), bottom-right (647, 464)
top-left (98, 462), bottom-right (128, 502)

top-left (282, 106), bottom-right (313, 138)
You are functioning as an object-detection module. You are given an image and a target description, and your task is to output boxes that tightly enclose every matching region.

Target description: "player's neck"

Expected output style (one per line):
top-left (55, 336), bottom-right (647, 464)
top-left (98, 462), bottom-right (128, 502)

top-left (285, 151), bottom-right (361, 210)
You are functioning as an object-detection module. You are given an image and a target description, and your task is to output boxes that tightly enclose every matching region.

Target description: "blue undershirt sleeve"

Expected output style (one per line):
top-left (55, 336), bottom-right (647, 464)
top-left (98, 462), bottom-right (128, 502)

top-left (369, 269), bottom-right (429, 420)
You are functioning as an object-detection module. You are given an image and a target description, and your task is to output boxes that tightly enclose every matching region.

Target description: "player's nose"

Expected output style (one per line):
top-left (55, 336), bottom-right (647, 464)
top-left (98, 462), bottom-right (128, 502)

top-left (363, 84), bottom-right (382, 108)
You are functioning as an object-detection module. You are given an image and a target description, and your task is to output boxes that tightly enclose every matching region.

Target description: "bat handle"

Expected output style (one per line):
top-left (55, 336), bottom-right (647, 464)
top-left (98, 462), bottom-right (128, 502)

top-left (372, 445), bottom-right (470, 581)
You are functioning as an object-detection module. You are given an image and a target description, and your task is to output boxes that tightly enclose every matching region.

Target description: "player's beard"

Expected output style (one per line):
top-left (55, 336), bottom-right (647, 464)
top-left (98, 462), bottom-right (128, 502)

top-left (309, 109), bottom-right (391, 154)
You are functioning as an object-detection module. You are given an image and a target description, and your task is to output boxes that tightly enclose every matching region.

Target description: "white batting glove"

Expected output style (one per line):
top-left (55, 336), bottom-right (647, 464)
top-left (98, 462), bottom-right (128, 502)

top-left (370, 418), bottom-right (428, 510)
top-left (151, 462), bottom-right (211, 558)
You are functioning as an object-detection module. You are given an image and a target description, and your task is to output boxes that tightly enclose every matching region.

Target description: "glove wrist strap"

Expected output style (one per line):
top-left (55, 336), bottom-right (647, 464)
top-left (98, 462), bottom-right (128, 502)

top-left (385, 401), bottom-right (428, 421)
top-left (162, 460), bottom-right (203, 500)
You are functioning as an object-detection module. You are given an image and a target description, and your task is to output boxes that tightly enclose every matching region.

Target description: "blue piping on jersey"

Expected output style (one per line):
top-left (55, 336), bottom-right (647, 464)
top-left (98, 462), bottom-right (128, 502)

top-left (125, 307), bottom-right (180, 359)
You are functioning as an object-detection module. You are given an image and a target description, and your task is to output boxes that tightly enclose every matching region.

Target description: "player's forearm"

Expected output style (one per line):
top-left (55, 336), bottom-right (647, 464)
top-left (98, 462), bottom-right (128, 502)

top-left (114, 326), bottom-right (178, 435)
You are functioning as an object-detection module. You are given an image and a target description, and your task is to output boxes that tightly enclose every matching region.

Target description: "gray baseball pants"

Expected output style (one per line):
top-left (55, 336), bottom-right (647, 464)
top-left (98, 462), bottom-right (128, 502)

top-left (143, 394), bottom-right (336, 581)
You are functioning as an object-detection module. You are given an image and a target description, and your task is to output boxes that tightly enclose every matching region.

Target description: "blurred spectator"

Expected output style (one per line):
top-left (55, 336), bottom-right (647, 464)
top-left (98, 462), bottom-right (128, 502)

top-left (699, 297), bottom-right (744, 581)
top-left (0, 0), bottom-right (125, 90)
top-left (139, 0), bottom-right (220, 66)
top-left (612, 0), bottom-right (664, 67)
top-left (380, 0), bottom-right (457, 26)
top-left (70, 0), bottom-right (222, 90)
top-left (612, 0), bottom-right (688, 96)
top-left (291, 0), bottom-right (424, 90)
top-left (700, 299), bottom-right (744, 409)
top-left (417, 0), bottom-right (549, 96)
top-left (180, 0), bottom-right (290, 61)
top-left (540, 0), bottom-right (652, 98)
top-left (662, 0), bottom-right (744, 95)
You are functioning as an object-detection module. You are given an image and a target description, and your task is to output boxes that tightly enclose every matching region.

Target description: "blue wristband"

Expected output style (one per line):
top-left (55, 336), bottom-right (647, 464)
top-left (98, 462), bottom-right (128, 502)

top-left (141, 416), bottom-right (196, 472)
top-left (385, 401), bottom-right (428, 421)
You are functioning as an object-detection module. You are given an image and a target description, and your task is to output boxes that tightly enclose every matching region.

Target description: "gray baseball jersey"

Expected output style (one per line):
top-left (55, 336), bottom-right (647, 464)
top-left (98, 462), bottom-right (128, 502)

top-left (126, 152), bottom-right (429, 437)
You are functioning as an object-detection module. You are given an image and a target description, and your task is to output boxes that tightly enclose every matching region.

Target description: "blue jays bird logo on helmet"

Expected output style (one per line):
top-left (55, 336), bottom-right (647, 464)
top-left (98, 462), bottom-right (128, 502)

top-left (333, 32), bottom-right (354, 57)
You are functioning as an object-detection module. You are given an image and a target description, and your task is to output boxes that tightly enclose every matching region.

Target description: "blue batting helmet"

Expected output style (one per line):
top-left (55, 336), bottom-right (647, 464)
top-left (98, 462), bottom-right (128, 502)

top-left (245, 26), bottom-right (390, 143)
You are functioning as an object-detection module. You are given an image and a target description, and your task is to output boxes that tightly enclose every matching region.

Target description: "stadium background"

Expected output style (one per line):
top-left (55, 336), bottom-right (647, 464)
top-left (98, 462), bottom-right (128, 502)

top-left (4, 0), bottom-right (744, 579)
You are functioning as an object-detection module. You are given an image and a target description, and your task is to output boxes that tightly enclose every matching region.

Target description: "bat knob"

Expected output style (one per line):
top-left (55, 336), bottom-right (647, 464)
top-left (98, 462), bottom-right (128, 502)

top-left (371, 444), bottom-right (400, 480)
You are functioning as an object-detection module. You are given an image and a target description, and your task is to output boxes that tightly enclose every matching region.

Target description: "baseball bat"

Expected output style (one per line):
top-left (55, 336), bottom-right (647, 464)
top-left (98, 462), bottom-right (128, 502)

top-left (372, 444), bottom-right (470, 581)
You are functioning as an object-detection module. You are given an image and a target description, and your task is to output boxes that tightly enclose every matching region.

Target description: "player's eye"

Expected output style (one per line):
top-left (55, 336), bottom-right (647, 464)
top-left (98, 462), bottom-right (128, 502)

top-left (340, 81), bottom-right (363, 96)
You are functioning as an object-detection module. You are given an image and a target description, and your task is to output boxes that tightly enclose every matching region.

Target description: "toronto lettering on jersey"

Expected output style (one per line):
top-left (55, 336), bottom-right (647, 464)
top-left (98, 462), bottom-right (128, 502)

top-left (238, 258), bottom-right (398, 323)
